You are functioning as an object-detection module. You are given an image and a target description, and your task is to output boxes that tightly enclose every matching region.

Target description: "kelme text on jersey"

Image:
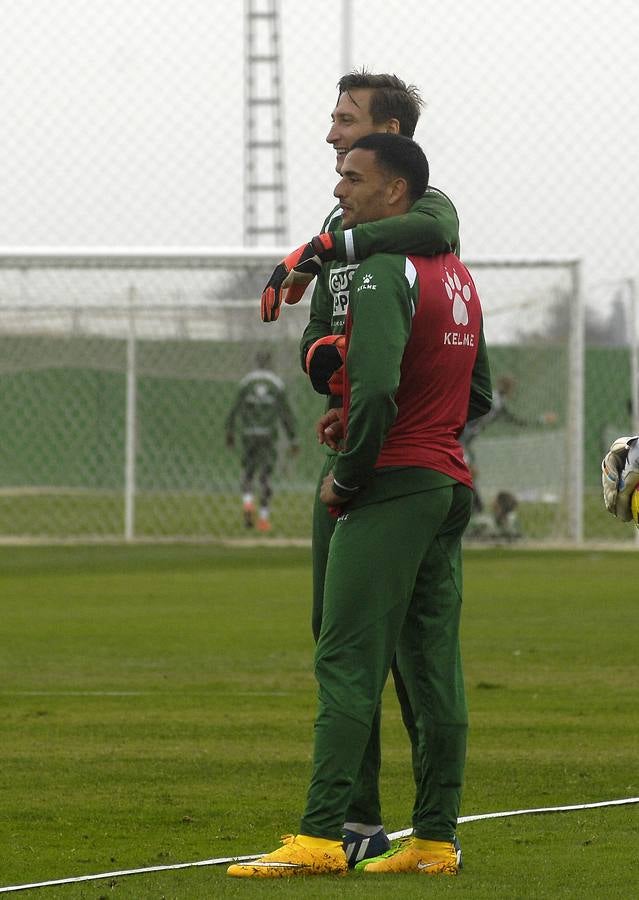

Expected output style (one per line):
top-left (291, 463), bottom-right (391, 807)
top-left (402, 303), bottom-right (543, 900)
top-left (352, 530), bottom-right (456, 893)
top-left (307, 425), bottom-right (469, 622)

top-left (443, 332), bottom-right (475, 347)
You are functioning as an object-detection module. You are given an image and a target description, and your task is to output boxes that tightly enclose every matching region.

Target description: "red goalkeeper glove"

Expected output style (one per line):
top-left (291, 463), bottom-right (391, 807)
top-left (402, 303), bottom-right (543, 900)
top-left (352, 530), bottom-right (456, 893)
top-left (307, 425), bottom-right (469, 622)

top-left (260, 233), bottom-right (337, 323)
top-left (305, 334), bottom-right (346, 396)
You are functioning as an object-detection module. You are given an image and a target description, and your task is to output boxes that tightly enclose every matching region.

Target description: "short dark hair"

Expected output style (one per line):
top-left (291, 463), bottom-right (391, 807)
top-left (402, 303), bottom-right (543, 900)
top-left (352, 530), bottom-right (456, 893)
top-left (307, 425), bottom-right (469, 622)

top-left (350, 133), bottom-right (429, 203)
top-left (337, 69), bottom-right (423, 138)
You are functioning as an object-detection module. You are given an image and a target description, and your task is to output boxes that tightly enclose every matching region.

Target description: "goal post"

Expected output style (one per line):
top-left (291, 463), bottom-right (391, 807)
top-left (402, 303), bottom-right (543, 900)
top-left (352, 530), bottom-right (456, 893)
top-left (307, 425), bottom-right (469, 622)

top-left (467, 257), bottom-right (583, 544)
top-left (0, 248), bottom-right (586, 544)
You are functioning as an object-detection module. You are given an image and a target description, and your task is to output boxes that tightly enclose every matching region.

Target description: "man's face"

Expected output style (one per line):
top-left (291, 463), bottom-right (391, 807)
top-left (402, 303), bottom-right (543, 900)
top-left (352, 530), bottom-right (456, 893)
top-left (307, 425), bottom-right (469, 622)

top-left (326, 89), bottom-right (389, 173)
top-left (333, 147), bottom-right (397, 228)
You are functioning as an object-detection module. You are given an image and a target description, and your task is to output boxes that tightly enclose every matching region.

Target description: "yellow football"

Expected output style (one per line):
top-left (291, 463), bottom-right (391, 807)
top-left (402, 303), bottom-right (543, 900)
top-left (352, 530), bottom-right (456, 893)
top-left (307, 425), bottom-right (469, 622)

top-left (632, 487), bottom-right (639, 525)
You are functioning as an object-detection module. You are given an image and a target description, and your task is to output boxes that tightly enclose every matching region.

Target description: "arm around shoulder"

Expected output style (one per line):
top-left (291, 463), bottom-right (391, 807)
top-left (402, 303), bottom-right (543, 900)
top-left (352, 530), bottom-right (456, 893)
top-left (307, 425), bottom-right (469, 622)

top-left (332, 188), bottom-right (460, 261)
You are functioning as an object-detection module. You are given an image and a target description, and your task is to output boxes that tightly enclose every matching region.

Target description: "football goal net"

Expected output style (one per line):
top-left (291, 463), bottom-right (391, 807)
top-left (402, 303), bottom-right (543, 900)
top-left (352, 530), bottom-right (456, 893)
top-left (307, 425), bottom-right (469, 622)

top-left (0, 248), bottom-right (583, 544)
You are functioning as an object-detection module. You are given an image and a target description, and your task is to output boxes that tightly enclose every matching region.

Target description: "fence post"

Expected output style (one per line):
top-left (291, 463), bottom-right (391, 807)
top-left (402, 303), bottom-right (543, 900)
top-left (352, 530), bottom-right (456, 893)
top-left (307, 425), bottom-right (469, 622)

top-left (568, 260), bottom-right (584, 543)
top-left (124, 285), bottom-right (137, 541)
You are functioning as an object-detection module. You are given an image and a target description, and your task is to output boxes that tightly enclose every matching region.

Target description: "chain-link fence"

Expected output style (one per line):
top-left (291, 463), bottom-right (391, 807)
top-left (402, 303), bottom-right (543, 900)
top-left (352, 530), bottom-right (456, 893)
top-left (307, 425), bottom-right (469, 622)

top-left (2, 249), bottom-right (626, 544)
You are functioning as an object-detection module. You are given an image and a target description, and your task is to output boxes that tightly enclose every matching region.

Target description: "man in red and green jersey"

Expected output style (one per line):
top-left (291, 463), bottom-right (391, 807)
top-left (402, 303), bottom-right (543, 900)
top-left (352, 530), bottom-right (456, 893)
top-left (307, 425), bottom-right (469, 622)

top-left (259, 71), bottom-right (474, 867)
top-left (229, 135), bottom-right (491, 879)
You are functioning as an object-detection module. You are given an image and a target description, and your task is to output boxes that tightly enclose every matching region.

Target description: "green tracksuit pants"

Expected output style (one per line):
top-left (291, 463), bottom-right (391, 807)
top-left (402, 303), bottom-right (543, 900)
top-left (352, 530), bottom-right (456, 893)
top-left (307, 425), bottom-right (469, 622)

top-left (311, 453), bottom-right (420, 826)
top-left (301, 481), bottom-right (472, 841)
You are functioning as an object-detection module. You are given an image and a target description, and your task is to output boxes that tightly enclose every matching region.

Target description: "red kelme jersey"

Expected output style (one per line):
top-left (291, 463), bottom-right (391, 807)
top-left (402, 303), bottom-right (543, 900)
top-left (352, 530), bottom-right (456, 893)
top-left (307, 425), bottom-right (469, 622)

top-left (344, 253), bottom-right (482, 488)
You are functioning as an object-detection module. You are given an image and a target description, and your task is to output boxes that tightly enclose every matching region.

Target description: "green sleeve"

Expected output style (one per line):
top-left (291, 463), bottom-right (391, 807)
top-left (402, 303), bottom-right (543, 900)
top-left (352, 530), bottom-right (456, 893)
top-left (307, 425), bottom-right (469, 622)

top-left (332, 255), bottom-right (413, 494)
top-left (467, 323), bottom-right (493, 422)
top-left (331, 187), bottom-right (460, 261)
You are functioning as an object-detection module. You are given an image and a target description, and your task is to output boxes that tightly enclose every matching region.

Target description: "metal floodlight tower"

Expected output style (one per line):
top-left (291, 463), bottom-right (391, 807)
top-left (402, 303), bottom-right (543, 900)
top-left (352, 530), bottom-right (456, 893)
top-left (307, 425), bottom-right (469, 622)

top-left (244, 0), bottom-right (288, 245)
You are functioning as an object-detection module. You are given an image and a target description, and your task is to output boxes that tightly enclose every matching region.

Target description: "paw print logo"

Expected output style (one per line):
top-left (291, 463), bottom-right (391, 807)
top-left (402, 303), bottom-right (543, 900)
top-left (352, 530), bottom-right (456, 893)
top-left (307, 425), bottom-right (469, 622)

top-left (443, 269), bottom-right (472, 326)
top-left (362, 273), bottom-right (373, 286)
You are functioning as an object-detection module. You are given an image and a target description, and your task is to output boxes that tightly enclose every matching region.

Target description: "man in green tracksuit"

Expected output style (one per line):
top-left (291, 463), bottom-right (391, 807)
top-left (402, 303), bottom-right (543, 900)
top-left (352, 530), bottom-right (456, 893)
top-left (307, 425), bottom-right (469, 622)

top-left (260, 70), bottom-right (470, 865)
top-left (225, 351), bottom-right (298, 532)
top-left (259, 70), bottom-right (489, 867)
top-left (229, 134), bottom-right (491, 879)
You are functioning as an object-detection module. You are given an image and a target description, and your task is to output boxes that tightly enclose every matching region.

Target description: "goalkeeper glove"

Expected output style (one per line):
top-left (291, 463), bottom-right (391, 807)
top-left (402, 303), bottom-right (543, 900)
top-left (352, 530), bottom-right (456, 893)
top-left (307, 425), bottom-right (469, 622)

top-left (601, 435), bottom-right (639, 522)
top-left (260, 233), bottom-right (337, 323)
top-left (305, 334), bottom-right (346, 396)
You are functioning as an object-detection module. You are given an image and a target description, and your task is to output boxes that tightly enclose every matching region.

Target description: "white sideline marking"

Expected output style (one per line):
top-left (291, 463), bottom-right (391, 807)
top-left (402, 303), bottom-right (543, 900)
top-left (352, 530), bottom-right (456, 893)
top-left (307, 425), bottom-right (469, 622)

top-left (388, 795), bottom-right (639, 840)
top-left (1, 797), bottom-right (637, 893)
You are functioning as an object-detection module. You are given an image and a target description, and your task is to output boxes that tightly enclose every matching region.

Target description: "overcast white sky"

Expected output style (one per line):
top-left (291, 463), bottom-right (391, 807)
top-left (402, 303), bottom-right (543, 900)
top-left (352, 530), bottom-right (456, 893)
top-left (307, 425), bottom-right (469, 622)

top-left (1, 0), bottom-right (638, 316)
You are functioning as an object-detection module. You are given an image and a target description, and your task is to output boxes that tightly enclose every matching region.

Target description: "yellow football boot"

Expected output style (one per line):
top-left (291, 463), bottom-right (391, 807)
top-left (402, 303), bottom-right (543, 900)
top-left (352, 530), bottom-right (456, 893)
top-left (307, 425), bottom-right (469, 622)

top-left (227, 833), bottom-right (348, 878)
top-left (356, 836), bottom-right (459, 875)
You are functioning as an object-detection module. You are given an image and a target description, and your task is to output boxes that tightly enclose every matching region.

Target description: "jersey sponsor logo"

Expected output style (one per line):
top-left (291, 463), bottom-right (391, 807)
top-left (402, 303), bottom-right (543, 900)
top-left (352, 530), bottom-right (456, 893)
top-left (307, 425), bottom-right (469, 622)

top-left (443, 331), bottom-right (475, 347)
top-left (329, 263), bottom-right (359, 319)
top-left (356, 272), bottom-right (377, 292)
top-left (443, 267), bottom-right (472, 326)
top-left (441, 266), bottom-right (477, 347)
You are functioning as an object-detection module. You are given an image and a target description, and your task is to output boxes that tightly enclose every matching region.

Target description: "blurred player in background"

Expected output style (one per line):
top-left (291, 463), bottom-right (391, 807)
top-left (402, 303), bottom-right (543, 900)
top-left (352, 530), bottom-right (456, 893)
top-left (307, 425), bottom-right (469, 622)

top-left (461, 373), bottom-right (556, 532)
top-left (490, 490), bottom-right (522, 540)
top-left (225, 350), bottom-right (298, 532)
top-left (258, 68), bottom-right (482, 868)
top-left (229, 134), bottom-right (491, 879)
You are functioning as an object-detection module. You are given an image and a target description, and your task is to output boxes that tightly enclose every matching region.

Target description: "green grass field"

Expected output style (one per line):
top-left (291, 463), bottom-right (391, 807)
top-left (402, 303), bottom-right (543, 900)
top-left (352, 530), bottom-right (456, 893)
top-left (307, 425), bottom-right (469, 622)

top-left (1, 545), bottom-right (637, 898)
